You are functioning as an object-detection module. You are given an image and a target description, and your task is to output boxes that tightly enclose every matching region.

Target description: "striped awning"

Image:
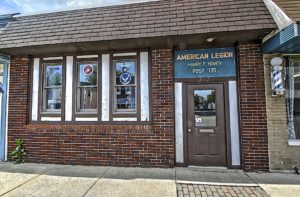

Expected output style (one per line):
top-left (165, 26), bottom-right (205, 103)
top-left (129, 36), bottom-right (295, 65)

top-left (262, 23), bottom-right (300, 53)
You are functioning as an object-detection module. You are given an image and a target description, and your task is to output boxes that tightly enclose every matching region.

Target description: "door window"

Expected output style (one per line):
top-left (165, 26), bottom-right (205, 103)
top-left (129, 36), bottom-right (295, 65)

top-left (194, 89), bottom-right (216, 127)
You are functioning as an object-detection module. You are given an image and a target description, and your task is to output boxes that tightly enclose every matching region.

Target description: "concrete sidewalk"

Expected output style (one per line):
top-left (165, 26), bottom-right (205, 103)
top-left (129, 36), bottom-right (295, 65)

top-left (0, 162), bottom-right (299, 197)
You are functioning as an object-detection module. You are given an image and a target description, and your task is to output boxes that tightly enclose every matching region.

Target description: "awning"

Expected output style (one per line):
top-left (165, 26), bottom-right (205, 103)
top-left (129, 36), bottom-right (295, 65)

top-left (0, 53), bottom-right (10, 63)
top-left (262, 23), bottom-right (300, 53)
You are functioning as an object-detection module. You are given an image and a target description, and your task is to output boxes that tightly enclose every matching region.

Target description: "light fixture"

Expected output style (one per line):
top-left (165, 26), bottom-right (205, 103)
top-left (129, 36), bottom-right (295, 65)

top-left (270, 57), bottom-right (283, 67)
top-left (206, 37), bottom-right (215, 43)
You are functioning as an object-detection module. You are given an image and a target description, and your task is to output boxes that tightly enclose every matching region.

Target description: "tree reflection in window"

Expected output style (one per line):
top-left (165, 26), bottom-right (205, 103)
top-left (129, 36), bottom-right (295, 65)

top-left (76, 62), bottom-right (98, 112)
top-left (114, 60), bottom-right (136, 113)
top-left (43, 64), bottom-right (62, 111)
top-left (194, 90), bottom-right (216, 127)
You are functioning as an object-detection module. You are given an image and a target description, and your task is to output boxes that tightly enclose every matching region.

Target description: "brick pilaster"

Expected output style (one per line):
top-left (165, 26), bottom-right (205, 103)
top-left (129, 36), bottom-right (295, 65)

top-left (238, 44), bottom-right (269, 171)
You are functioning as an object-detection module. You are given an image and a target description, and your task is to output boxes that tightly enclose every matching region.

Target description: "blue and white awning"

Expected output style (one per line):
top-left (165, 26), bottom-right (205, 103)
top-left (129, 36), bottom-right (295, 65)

top-left (262, 23), bottom-right (300, 53)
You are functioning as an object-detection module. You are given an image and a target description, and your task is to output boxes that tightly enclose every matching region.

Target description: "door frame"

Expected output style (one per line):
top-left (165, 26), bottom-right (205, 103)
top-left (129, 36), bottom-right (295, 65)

top-left (0, 53), bottom-right (10, 161)
top-left (182, 81), bottom-right (233, 168)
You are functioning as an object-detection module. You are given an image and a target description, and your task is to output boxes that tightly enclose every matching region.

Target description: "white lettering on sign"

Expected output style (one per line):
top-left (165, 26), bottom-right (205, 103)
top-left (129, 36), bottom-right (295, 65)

top-left (176, 51), bottom-right (234, 61)
top-left (211, 52), bottom-right (234, 59)
top-left (174, 48), bottom-right (236, 78)
top-left (177, 53), bottom-right (209, 60)
top-left (207, 61), bottom-right (222, 66)
top-left (188, 62), bottom-right (202, 67)
top-left (192, 68), bottom-right (205, 73)
top-left (208, 68), bottom-right (217, 73)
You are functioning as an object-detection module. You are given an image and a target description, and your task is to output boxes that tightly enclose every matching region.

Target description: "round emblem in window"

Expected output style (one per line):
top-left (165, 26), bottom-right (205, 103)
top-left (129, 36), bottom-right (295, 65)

top-left (83, 65), bottom-right (93, 75)
top-left (120, 72), bottom-right (131, 85)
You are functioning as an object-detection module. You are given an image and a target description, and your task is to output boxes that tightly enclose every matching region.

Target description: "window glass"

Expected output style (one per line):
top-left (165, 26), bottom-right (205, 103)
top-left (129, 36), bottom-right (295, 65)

top-left (0, 64), bottom-right (3, 74)
top-left (79, 63), bottom-right (97, 86)
top-left (45, 88), bottom-right (61, 110)
top-left (116, 86), bottom-right (136, 110)
top-left (46, 65), bottom-right (62, 87)
top-left (76, 62), bottom-right (98, 112)
top-left (286, 57), bottom-right (300, 139)
top-left (43, 63), bottom-right (62, 112)
top-left (194, 89), bottom-right (216, 127)
top-left (115, 61), bottom-right (135, 85)
top-left (114, 60), bottom-right (136, 113)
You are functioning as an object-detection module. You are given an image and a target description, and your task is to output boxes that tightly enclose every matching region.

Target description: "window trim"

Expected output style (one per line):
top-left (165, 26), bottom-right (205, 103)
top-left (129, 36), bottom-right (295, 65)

top-left (288, 139), bottom-right (300, 146)
top-left (38, 58), bottom-right (66, 120)
top-left (30, 50), bottom-right (151, 124)
top-left (111, 55), bottom-right (140, 119)
top-left (285, 56), bottom-right (300, 140)
top-left (42, 63), bottom-right (63, 113)
top-left (75, 60), bottom-right (99, 114)
top-left (113, 58), bottom-right (137, 114)
top-left (72, 56), bottom-right (101, 120)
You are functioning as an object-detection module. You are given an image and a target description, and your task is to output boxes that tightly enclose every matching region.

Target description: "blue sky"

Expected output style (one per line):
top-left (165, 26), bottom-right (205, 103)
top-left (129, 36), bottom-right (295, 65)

top-left (0, 0), bottom-right (157, 16)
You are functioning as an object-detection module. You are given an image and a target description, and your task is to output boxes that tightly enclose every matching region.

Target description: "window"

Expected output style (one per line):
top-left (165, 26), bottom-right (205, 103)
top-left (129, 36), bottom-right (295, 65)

top-left (194, 89), bottom-right (216, 127)
top-left (76, 61), bottom-right (98, 113)
top-left (31, 52), bottom-right (149, 122)
top-left (42, 63), bottom-right (63, 113)
top-left (286, 57), bottom-right (300, 140)
top-left (113, 59), bottom-right (137, 114)
top-left (0, 63), bottom-right (4, 84)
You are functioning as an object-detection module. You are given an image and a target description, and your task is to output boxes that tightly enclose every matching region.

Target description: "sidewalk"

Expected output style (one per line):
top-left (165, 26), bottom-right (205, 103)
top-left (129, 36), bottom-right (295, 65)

top-left (0, 162), bottom-right (299, 197)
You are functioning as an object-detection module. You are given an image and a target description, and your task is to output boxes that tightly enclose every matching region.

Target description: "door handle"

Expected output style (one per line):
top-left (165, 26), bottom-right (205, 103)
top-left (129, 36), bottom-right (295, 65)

top-left (188, 129), bottom-right (192, 133)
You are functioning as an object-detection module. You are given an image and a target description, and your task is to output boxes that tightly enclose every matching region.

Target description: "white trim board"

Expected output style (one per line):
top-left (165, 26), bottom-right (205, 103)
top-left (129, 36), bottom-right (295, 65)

top-left (75, 117), bottom-right (98, 121)
top-left (140, 52), bottom-right (150, 121)
top-left (229, 81), bottom-right (241, 166)
top-left (101, 54), bottom-right (110, 121)
top-left (288, 140), bottom-right (300, 146)
top-left (175, 82), bottom-right (184, 163)
top-left (113, 117), bottom-right (137, 121)
top-left (41, 117), bottom-right (61, 121)
top-left (4, 64), bottom-right (10, 161)
top-left (31, 58), bottom-right (40, 121)
top-left (65, 56), bottom-right (73, 121)
top-left (43, 57), bottom-right (63, 60)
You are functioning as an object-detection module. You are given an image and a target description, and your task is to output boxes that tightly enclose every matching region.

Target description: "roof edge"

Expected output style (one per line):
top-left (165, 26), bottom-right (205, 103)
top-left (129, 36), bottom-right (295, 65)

top-left (263, 0), bottom-right (293, 31)
top-left (15, 0), bottom-right (162, 18)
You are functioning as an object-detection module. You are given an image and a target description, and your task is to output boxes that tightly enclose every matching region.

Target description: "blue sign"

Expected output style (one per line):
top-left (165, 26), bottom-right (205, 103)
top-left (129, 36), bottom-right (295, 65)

top-left (174, 48), bottom-right (236, 78)
top-left (120, 72), bottom-right (132, 84)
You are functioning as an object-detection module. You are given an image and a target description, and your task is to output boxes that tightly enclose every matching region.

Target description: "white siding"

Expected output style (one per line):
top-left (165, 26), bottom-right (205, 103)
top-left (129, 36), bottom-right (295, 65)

top-left (140, 52), bottom-right (150, 121)
top-left (77, 55), bottom-right (98, 59)
top-left (113, 52), bottom-right (137, 57)
top-left (4, 64), bottom-right (10, 161)
top-left (113, 117), bottom-right (138, 121)
top-left (75, 117), bottom-right (98, 121)
top-left (31, 58), bottom-right (40, 121)
top-left (175, 82), bottom-right (184, 163)
top-left (101, 54), bottom-right (110, 121)
top-left (229, 81), bottom-right (241, 166)
top-left (43, 57), bottom-right (63, 60)
top-left (41, 117), bottom-right (61, 121)
top-left (65, 56), bottom-right (73, 121)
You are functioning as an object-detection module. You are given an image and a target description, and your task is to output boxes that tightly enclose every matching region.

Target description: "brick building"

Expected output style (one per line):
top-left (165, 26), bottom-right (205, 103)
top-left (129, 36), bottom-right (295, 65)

top-left (0, 0), bottom-right (296, 171)
top-left (262, 0), bottom-right (300, 170)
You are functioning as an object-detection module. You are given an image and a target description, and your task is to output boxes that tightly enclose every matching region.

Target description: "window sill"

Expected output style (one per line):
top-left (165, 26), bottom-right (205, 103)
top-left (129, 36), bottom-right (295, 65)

top-left (288, 139), bottom-right (300, 146)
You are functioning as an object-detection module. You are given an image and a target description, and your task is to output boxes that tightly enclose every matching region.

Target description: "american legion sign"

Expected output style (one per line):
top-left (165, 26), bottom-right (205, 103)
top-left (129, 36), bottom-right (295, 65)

top-left (174, 47), bottom-right (236, 78)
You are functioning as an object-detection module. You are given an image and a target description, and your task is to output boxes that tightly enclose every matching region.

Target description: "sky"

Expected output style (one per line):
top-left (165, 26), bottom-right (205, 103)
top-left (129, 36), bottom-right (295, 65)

top-left (0, 0), bottom-right (157, 16)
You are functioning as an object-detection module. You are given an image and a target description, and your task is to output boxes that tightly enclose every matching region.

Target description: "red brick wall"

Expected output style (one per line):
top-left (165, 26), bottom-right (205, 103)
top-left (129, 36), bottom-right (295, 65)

top-left (238, 44), bottom-right (269, 171)
top-left (8, 57), bottom-right (31, 147)
top-left (7, 49), bottom-right (175, 167)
